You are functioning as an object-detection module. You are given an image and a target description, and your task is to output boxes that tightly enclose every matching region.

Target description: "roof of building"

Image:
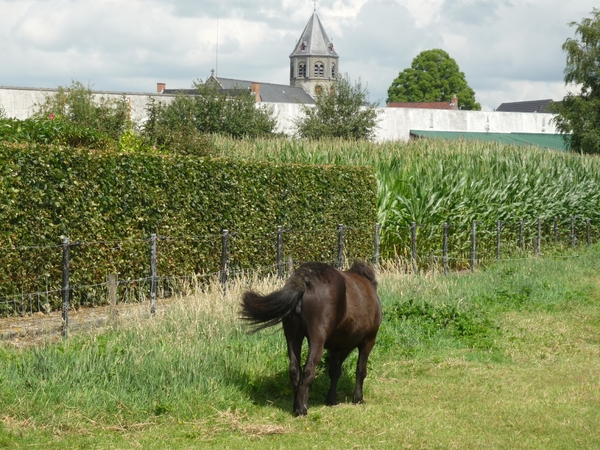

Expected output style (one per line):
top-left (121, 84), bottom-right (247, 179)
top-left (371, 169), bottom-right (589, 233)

top-left (290, 12), bottom-right (338, 58)
top-left (496, 99), bottom-right (555, 113)
top-left (410, 130), bottom-right (567, 151)
top-left (163, 76), bottom-right (315, 105)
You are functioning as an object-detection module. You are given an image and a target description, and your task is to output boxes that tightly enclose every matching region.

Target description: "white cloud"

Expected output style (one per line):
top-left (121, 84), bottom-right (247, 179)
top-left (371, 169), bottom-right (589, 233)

top-left (399, 0), bottom-right (444, 27)
top-left (0, 0), bottom-right (598, 109)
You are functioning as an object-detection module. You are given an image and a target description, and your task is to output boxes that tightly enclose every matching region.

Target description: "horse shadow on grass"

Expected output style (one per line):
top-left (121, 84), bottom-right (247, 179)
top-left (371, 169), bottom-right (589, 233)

top-left (228, 357), bottom-right (359, 414)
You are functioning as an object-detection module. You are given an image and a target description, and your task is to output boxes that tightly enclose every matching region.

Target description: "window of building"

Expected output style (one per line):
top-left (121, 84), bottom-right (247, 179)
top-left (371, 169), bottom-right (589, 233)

top-left (299, 62), bottom-right (306, 78)
top-left (314, 62), bottom-right (324, 77)
top-left (331, 63), bottom-right (336, 78)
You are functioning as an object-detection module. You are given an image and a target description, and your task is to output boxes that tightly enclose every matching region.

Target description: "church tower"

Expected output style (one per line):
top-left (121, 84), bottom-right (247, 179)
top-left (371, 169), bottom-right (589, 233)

top-left (289, 11), bottom-right (339, 99)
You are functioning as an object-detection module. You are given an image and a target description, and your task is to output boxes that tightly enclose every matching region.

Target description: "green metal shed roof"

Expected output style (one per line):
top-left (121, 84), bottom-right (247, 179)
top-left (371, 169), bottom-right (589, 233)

top-left (410, 130), bottom-right (568, 151)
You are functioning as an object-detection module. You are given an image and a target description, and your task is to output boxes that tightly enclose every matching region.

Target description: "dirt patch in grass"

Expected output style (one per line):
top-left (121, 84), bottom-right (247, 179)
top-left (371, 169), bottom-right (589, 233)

top-left (0, 298), bottom-right (179, 348)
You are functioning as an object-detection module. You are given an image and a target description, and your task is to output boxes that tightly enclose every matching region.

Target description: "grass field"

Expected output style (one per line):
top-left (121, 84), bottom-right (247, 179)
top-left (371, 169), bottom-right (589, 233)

top-left (1, 246), bottom-right (599, 449)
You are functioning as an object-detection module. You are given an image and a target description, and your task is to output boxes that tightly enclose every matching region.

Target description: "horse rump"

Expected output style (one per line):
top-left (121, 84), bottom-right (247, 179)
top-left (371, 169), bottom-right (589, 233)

top-left (348, 260), bottom-right (377, 287)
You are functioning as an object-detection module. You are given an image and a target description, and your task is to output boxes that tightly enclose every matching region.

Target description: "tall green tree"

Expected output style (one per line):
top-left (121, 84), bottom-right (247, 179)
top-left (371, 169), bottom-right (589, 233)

top-left (295, 74), bottom-right (379, 140)
top-left (387, 49), bottom-right (481, 110)
top-left (147, 80), bottom-right (276, 140)
top-left (550, 9), bottom-right (600, 154)
top-left (143, 80), bottom-right (277, 155)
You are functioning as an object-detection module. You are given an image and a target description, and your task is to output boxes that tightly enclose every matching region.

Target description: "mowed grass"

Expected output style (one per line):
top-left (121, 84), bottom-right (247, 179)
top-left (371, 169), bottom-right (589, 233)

top-left (1, 247), bottom-right (599, 449)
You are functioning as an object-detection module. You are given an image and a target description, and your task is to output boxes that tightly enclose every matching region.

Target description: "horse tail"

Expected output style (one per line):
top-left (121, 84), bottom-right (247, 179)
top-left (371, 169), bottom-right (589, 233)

top-left (348, 260), bottom-right (377, 287)
top-left (241, 285), bottom-right (303, 332)
top-left (241, 262), bottom-right (332, 332)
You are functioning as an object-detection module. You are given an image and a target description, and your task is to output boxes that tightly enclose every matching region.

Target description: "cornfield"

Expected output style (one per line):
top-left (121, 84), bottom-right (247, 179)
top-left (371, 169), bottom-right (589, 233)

top-left (212, 136), bottom-right (600, 264)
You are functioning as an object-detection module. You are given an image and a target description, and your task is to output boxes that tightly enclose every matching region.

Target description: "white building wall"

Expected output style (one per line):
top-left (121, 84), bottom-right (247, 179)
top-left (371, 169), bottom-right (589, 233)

top-left (372, 108), bottom-right (556, 142)
top-left (0, 86), bottom-right (176, 124)
top-left (1, 86), bottom-right (557, 142)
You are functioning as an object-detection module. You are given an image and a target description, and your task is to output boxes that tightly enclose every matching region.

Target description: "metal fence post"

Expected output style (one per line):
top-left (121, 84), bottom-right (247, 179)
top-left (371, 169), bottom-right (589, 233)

top-left (411, 222), bottom-right (417, 274)
top-left (221, 229), bottom-right (229, 291)
top-left (374, 223), bottom-right (381, 269)
top-left (337, 224), bottom-right (344, 269)
top-left (519, 219), bottom-right (523, 252)
top-left (150, 233), bottom-right (157, 315)
top-left (61, 237), bottom-right (70, 338)
top-left (108, 273), bottom-right (118, 326)
top-left (471, 220), bottom-right (476, 272)
top-left (443, 222), bottom-right (448, 275)
top-left (536, 218), bottom-right (541, 256)
top-left (496, 220), bottom-right (502, 261)
top-left (277, 226), bottom-right (283, 279)
top-left (586, 219), bottom-right (591, 246)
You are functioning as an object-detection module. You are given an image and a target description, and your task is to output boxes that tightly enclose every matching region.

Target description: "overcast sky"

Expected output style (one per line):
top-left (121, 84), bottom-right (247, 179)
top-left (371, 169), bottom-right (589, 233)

top-left (1, 0), bottom-right (597, 111)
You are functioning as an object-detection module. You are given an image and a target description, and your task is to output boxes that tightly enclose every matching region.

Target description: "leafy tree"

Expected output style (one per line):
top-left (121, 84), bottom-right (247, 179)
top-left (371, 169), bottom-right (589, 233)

top-left (142, 96), bottom-right (215, 156)
top-left (295, 74), bottom-right (379, 140)
top-left (387, 49), bottom-right (481, 110)
top-left (550, 9), bottom-right (600, 154)
top-left (34, 80), bottom-right (130, 141)
top-left (145, 80), bottom-right (277, 145)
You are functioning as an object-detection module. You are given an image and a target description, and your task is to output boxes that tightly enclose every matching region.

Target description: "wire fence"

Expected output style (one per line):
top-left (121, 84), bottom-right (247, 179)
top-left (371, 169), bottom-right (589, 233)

top-left (0, 224), bottom-right (373, 325)
top-left (382, 215), bottom-right (596, 272)
top-left (0, 215), bottom-right (597, 337)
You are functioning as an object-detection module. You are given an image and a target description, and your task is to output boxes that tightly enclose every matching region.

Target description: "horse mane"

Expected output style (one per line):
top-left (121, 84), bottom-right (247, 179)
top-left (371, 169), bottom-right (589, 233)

top-left (347, 260), bottom-right (377, 287)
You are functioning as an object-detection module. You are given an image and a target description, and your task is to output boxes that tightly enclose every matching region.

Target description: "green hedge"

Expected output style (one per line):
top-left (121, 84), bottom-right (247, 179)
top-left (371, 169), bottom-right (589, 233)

top-left (0, 143), bottom-right (377, 315)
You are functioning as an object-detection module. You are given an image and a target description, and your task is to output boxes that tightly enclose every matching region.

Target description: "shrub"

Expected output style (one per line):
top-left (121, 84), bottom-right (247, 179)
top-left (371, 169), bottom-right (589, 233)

top-left (0, 143), bottom-right (377, 314)
top-left (142, 98), bottom-right (215, 156)
top-left (0, 116), bottom-right (111, 149)
top-left (34, 81), bottom-right (130, 142)
top-left (295, 74), bottom-right (380, 140)
top-left (143, 81), bottom-right (277, 148)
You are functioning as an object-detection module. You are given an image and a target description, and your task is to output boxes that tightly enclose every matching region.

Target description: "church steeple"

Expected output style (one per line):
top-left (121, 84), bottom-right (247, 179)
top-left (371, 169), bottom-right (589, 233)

top-left (289, 12), bottom-right (339, 98)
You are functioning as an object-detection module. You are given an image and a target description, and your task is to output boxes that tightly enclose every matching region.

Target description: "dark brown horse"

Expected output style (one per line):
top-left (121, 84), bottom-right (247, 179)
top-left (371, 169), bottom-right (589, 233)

top-left (241, 261), bottom-right (382, 416)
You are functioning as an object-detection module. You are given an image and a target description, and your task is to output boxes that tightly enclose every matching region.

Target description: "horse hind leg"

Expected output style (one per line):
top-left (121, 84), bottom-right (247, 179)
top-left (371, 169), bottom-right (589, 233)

top-left (295, 336), bottom-right (325, 416)
top-left (326, 349), bottom-right (352, 406)
top-left (353, 337), bottom-right (376, 404)
top-left (283, 324), bottom-right (303, 414)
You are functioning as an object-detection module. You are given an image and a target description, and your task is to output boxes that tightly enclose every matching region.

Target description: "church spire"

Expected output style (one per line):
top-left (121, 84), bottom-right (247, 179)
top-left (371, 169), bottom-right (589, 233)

top-left (289, 11), bottom-right (339, 99)
top-left (290, 12), bottom-right (338, 58)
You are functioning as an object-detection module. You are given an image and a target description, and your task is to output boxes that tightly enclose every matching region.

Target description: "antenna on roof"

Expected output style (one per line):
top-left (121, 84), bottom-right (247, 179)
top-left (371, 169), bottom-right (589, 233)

top-left (313, 0), bottom-right (317, 12)
top-left (215, 15), bottom-right (219, 77)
